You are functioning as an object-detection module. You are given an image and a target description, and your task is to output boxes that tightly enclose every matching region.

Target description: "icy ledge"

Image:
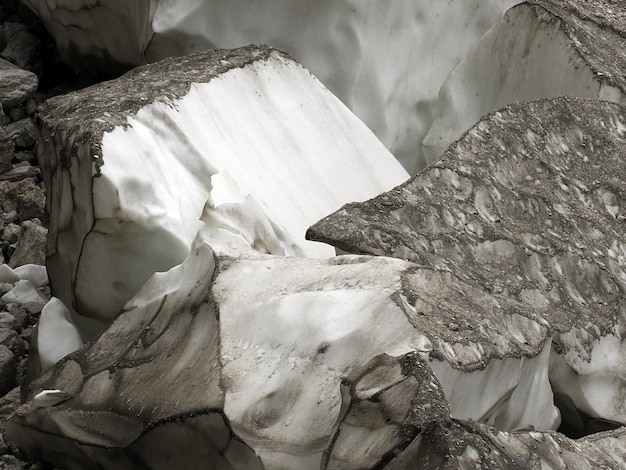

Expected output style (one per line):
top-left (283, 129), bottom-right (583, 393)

top-left (37, 45), bottom-right (407, 329)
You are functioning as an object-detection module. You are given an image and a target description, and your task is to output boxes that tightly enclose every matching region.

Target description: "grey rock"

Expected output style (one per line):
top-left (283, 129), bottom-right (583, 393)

top-left (0, 22), bottom-right (41, 74)
top-left (0, 165), bottom-right (38, 183)
top-left (0, 180), bottom-right (45, 221)
top-left (24, 99), bottom-right (36, 116)
top-left (0, 127), bottom-right (15, 175)
top-left (9, 223), bottom-right (46, 268)
top-left (0, 26), bottom-right (7, 53)
top-left (5, 119), bottom-right (37, 149)
top-left (0, 59), bottom-right (37, 108)
top-left (0, 328), bottom-right (24, 357)
top-left (0, 345), bottom-right (16, 396)
top-left (0, 313), bottom-right (17, 330)
top-left (1, 224), bottom-right (20, 244)
top-left (8, 106), bottom-right (26, 122)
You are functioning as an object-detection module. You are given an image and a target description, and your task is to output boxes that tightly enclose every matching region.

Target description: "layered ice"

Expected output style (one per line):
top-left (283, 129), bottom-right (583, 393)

top-left (37, 46), bottom-right (407, 327)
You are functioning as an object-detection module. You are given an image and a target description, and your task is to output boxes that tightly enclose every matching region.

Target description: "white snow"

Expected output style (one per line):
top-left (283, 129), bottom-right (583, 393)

top-left (79, 51), bottom-right (407, 321)
top-left (37, 297), bottom-right (83, 374)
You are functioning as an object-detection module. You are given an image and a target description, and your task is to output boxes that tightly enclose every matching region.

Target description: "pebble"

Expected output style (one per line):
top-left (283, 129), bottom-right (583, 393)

top-left (0, 312), bottom-right (16, 330)
top-left (9, 222), bottom-right (46, 267)
top-left (0, 127), bottom-right (14, 174)
top-left (0, 59), bottom-right (37, 108)
top-left (0, 345), bottom-right (16, 396)
top-left (0, 327), bottom-right (24, 357)
top-left (5, 118), bottom-right (37, 148)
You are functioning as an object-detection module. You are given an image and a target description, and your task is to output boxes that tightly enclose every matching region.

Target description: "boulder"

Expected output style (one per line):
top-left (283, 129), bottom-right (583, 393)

top-left (23, 0), bottom-right (524, 173)
top-left (308, 97), bottom-right (626, 427)
top-left (0, 58), bottom-right (37, 109)
top-left (37, 45), bottom-right (407, 329)
top-left (0, 345), bottom-right (16, 396)
top-left (8, 221), bottom-right (46, 268)
top-left (423, 0), bottom-right (626, 164)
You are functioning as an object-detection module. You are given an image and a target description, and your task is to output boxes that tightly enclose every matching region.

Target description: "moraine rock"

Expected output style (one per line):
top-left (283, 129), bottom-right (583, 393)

top-left (23, 0), bottom-right (523, 173)
top-left (37, 45), bottom-right (407, 330)
top-left (9, 220), bottom-right (46, 268)
top-left (0, 58), bottom-right (37, 109)
top-left (0, 345), bottom-right (16, 397)
top-left (423, 0), bottom-right (626, 164)
top-left (0, 127), bottom-right (14, 174)
top-left (308, 97), bottom-right (626, 430)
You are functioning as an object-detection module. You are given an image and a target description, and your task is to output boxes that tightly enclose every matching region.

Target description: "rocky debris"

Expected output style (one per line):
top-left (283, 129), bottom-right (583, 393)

top-left (0, 345), bottom-right (16, 396)
top-left (37, 44), bottom-right (407, 328)
top-left (21, 0), bottom-right (525, 174)
top-left (308, 97), bottom-right (626, 433)
top-left (423, 0), bottom-right (626, 163)
top-left (0, 59), bottom-right (37, 109)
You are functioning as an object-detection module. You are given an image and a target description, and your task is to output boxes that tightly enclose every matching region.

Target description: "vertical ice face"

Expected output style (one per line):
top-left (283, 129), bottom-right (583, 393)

top-left (37, 45), bottom-right (407, 327)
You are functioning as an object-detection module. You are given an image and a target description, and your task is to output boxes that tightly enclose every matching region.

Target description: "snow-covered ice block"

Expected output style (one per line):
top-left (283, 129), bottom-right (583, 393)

top-left (38, 45), bottom-right (407, 327)
top-left (422, 0), bottom-right (626, 164)
top-left (7, 196), bottom-right (563, 468)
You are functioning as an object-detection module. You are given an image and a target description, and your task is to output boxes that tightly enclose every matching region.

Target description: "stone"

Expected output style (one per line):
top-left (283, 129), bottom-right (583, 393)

top-left (0, 328), bottom-right (24, 357)
top-left (37, 45), bottom-right (408, 328)
top-left (0, 345), bottom-right (16, 396)
top-left (0, 313), bottom-right (16, 330)
top-left (8, 223), bottom-right (46, 268)
top-left (423, 0), bottom-right (626, 163)
top-left (0, 165), bottom-right (38, 183)
top-left (308, 97), bottom-right (626, 427)
top-left (7, 106), bottom-right (26, 122)
top-left (1, 224), bottom-right (20, 244)
top-left (23, 0), bottom-right (524, 173)
top-left (0, 58), bottom-right (37, 108)
top-left (0, 179), bottom-right (46, 222)
top-left (0, 127), bottom-right (15, 174)
top-left (5, 118), bottom-right (37, 149)
top-left (0, 22), bottom-right (41, 74)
